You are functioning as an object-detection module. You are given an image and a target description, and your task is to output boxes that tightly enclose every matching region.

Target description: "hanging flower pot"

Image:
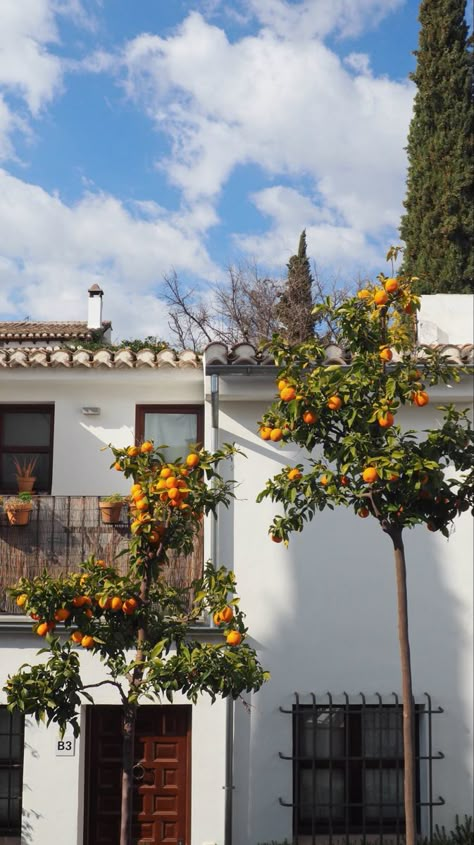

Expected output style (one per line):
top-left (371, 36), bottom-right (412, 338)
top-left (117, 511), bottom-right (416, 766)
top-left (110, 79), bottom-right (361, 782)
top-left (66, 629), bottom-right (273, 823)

top-left (99, 495), bottom-right (125, 524)
top-left (3, 495), bottom-right (33, 526)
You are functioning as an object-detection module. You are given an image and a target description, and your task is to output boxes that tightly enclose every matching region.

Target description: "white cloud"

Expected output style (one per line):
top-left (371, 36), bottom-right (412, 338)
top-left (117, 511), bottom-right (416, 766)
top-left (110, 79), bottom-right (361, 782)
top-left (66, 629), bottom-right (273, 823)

top-left (122, 12), bottom-right (413, 259)
top-left (247, 0), bottom-right (404, 40)
top-left (235, 185), bottom-right (379, 273)
top-left (0, 169), bottom-right (219, 337)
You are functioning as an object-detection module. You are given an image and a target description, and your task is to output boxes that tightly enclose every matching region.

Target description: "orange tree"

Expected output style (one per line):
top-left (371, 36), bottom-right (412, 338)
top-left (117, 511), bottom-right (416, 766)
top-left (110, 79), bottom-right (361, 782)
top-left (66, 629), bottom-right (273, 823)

top-left (257, 271), bottom-right (473, 845)
top-left (4, 442), bottom-right (268, 845)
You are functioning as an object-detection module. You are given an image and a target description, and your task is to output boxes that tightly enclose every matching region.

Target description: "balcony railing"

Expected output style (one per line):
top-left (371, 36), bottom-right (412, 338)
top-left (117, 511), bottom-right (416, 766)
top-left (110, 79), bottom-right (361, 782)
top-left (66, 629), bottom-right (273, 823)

top-left (0, 496), bottom-right (204, 615)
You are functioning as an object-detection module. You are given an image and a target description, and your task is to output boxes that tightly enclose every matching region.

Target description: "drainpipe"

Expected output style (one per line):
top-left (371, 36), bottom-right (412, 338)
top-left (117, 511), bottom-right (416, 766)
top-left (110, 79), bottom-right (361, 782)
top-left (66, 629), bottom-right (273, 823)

top-left (210, 374), bottom-right (234, 845)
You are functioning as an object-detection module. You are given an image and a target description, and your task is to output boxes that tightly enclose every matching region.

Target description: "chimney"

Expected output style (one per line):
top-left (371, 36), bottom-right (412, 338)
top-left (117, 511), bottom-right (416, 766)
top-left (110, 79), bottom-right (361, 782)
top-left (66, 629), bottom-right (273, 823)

top-left (87, 284), bottom-right (103, 329)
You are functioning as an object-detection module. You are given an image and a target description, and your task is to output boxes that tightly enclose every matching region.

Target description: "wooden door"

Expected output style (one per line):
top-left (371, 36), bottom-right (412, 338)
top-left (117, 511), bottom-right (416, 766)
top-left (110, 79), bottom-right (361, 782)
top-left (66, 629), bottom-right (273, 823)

top-left (84, 705), bottom-right (191, 845)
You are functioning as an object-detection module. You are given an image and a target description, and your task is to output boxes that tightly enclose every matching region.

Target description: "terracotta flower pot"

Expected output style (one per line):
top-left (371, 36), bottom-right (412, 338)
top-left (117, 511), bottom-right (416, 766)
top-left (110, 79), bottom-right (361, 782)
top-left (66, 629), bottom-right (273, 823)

top-left (17, 477), bottom-right (36, 494)
top-left (6, 504), bottom-right (32, 526)
top-left (99, 501), bottom-right (124, 524)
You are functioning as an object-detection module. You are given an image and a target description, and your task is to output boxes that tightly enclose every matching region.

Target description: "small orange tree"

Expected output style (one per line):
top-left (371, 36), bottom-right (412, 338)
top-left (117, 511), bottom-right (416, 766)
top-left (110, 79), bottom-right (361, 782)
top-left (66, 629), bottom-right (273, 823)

top-left (257, 268), bottom-right (473, 845)
top-left (5, 442), bottom-right (268, 845)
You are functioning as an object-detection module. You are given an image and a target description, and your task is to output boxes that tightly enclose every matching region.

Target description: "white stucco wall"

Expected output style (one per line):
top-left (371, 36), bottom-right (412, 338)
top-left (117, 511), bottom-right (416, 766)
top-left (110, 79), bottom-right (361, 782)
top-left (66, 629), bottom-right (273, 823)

top-left (0, 358), bottom-right (472, 844)
top-left (0, 367), bottom-right (203, 495)
top-left (213, 382), bottom-right (473, 844)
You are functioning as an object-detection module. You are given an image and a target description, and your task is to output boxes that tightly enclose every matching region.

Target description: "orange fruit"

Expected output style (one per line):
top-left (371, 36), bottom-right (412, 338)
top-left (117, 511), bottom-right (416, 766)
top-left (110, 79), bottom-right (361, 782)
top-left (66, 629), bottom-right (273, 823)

top-left (412, 390), bottom-right (429, 407)
top-left (71, 630), bottom-right (83, 643)
top-left (98, 596), bottom-right (112, 610)
top-left (358, 507), bottom-right (369, 518)
top-left (135, 497), bottom-right (149, 511)
top-left (280, 386), bottom-right (296, 402)
top-left (379, 347), bottom-right (393, 362)
top-left (123, 598), bottom-right (138, 615)
top-left (186, 453), bottom-right (200, 468)
top-left (148, 530), bottom-right (162, 545)
top-left (84, 609), bottom-right (94, 619)
top-left (165, 476), bottom-right (177, 489)
top-left (16, 594), bottom-right (27, 607)
top-left (213, 611), bottom-right (223, 625)
top-left (179, 466), bottom-right (189, 476)
top-left (327, 396), bottom-right (342, 411)
top-left (226, 631), bottom-right (242, 646)
top-left (374, 290), bottom-right (388, 306)
top-left (160, 467), bottom-right (172, 479)
top-left (404, 302), bottom-right (415, 314)
top-left (110, 597), bottom-right (123, 612)
top-left (302, 410), bottom-right (317, 424)
top-left (167, 487), bottom-right (180, 500)
top-left (362, 467), bottom-right (379, 484)
top-left (288, 468), bottom-right (302, 481)
top-left (81, 635), bottom-right (94, 649)
top-left (114, 462), bottom-right (122, 471)
top-left (95, 559), bottom-right (106, 567)
top-left (320, 474), bottom-right (329, 486)
top-left (140, 441), bottom-right (154, 453)
top-left (127, 445), bottom-right (140, 457)
top-left (72, 595), bottom-right (90, 608)
top-left (260, 426), bottom-right (272, 440)
top-left (219, 606), bottom-right (234, 623)
top-left (389, 473), bottom-right (399, 482)
top-left (36, 622), bottom-right (50, 637)
top-left (270, 534), bottom-right (282, 543)
top-left (340, 475), bottom-right (349, 486)
top-left (277, 379), bottom-right (289, 391)
top-left (384, 278), bottom-right (399, 293)
top-left (427, 522), bottom-right (437, 532)
top-left (378, 412), bottom-right (395, 428)
top-left (270, 429), bottom-right (283, 442)
top-left (30, 613), bottom-right (40, 621)
top-left (54, 608), bottom-right (71, 622)
top-left (357, 289), bottom-right (370, 299)
top-left (155, 479), bottom-right (168, 490)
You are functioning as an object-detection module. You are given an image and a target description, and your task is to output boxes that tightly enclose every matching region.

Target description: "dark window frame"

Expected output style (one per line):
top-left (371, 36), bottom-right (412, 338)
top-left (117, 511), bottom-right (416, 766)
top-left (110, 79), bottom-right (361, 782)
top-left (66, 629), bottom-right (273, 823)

top-left (0, 706), bottom-right (24, 837)
top-left (294, 703), bottom-right (422, 836)
top-left (135, 404), bottom-right (204, 455)
top-left (0, 404), bottom-right (55, 494)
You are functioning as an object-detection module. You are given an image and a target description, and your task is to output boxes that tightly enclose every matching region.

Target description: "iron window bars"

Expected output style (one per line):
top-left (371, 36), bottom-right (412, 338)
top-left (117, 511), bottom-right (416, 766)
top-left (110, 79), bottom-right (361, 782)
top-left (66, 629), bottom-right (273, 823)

top-left (0, 707), bottom-right (24, 837)
top-left (279, 692), bottom-right (444, 844)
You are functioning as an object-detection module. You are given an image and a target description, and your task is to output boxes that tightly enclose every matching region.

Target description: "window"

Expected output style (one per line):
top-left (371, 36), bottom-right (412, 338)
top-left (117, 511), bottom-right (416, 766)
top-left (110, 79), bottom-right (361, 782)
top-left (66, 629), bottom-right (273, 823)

top-left (0, 405), bottom-right (54, 493)
top-left (293, 700), bottom-right (421, 836)
top-left (0, 708), bottom-right (24, 837)
top-left (135, 405), bottom-right (203, 464)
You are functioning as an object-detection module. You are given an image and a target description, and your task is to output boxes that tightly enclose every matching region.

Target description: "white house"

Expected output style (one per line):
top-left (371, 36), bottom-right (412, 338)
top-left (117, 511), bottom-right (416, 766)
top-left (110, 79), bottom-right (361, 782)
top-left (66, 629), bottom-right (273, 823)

top-left (0, 289), bottom-right (472, 845)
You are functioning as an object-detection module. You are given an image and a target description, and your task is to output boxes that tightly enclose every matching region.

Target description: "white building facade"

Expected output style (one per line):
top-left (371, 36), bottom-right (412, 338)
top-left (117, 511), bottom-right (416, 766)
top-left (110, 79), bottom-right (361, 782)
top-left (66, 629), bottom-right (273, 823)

top-left (0, 295), bottom-right (472, 845)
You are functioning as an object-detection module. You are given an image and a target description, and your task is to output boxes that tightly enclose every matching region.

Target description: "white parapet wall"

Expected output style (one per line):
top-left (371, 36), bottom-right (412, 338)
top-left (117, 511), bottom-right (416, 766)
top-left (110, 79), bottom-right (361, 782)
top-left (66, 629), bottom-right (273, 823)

top-left (418, 294), bottom-right (474, 345)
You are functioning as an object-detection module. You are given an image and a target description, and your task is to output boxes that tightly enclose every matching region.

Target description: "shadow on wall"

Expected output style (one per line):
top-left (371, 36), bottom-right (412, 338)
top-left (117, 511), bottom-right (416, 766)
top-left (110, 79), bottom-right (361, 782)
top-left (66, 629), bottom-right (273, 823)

top-left (219, 410), bottom-right (473, 845)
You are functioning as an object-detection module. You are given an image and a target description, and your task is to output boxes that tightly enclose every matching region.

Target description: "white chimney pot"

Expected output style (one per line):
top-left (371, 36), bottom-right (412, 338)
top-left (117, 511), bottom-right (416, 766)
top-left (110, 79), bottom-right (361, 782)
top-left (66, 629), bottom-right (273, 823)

top-left (88, 284), bottom-right (103, 329)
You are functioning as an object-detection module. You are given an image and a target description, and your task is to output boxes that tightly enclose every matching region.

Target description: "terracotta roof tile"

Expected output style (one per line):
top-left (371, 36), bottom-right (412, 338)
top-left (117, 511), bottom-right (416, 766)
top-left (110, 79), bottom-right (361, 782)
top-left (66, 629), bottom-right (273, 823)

top-left (0, 321), bottom-right (111, 341)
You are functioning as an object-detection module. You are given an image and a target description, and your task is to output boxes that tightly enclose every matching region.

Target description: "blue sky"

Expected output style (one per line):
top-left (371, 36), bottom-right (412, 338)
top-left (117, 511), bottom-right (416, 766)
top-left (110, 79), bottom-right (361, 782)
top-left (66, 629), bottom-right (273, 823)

top-left (0, 0), bottom-right (468, 339)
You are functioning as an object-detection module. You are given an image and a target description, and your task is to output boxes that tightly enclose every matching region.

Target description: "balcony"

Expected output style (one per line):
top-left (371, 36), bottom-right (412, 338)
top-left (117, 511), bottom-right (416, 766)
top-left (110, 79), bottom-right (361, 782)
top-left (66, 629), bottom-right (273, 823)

top-left (0, 496), bottom-right (204, 615)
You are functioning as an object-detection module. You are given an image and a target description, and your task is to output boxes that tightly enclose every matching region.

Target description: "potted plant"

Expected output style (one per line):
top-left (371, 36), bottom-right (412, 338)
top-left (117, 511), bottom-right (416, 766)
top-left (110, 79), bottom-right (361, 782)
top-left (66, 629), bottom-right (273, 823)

top-left (3, 493), bottom-right (33, 526)
top-left (99, 494), bottom-right (125, 524)
top-left (12, 456), bottom-right (38, 494)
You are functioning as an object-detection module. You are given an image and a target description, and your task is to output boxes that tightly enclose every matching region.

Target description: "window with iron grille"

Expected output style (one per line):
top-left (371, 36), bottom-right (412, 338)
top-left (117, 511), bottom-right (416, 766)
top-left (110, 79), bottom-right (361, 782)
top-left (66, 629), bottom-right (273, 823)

top-left (0, 707), bottom-right (24, 837)
top-left (0, 404), bottom-right (55, 493)
top-left (296, 703), bottom-right (418, 834)
top-left (280, 693), bottom-right (444, 841)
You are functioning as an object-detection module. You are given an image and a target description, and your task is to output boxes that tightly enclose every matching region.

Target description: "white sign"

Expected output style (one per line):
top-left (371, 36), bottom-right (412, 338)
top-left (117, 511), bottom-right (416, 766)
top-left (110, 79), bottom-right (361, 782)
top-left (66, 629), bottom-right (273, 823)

top-left (55, 726), bottom-right (76, 757)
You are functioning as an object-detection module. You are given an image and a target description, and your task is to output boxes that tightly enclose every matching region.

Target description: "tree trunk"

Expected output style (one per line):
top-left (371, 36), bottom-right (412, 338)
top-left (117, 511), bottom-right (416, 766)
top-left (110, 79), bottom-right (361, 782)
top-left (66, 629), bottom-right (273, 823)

top-left (119, 544), bottom-right (163, 845)
top-left (120, 701), bottom-right (136, 845)
top-left (391, 528), bottom-right (417, 845)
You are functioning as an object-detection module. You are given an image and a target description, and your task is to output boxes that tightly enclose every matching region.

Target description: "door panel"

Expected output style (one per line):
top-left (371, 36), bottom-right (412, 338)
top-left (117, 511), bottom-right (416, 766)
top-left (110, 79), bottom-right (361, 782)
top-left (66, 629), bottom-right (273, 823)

top-left (85, 706), bottom-right (191, 845)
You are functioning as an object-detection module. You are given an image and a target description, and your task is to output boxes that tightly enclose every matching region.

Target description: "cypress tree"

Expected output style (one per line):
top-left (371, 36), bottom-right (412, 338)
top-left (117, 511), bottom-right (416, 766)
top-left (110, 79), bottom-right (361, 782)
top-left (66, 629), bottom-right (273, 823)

top-left (400, 0), bottom-right (474, 293)
top-left (277, 230), bottom-right (315, 343)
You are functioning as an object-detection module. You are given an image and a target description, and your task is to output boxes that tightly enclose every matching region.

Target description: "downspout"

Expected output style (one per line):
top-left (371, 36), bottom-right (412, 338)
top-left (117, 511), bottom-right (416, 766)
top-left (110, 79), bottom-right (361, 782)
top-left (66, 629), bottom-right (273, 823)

top-left (210, 374), bottom-right (234, 845)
